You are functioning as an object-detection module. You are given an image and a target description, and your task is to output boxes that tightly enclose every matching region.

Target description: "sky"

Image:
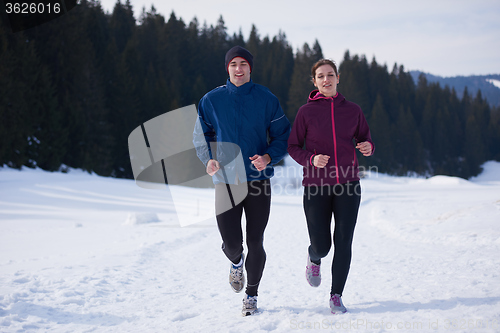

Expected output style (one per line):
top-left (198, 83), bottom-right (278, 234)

top-left (97, 0), bottom-right (500, 77)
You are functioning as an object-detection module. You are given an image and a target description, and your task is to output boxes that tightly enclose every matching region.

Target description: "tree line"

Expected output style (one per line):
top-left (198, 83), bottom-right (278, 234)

top-left (339, 53), bottom-right (500, 177)
top-left (1, 0), bottom-right (499, 179)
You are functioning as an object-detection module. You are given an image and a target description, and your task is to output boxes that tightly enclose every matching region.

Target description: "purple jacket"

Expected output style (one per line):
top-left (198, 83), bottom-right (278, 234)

top-left (288, 90), bottom-right (374, 186)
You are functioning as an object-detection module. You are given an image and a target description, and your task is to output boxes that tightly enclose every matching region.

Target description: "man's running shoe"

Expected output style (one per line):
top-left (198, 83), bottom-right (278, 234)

top-left (229, 253), bottom-right (245, 293)
top-left (242, 294), bottom-right (258, 316)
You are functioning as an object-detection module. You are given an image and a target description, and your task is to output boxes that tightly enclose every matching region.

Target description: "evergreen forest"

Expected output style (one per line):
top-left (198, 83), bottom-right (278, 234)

top-left (1, 0), bottom-right (499, 179)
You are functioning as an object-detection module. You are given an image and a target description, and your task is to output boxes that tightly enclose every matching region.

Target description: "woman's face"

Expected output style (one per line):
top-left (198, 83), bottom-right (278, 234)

top-left (313, 64), bottom-right (339, 97)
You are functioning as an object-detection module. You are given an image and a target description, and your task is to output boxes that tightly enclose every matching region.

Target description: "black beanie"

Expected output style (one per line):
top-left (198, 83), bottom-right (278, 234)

top-left (225, 46), bottom-right (253, 73)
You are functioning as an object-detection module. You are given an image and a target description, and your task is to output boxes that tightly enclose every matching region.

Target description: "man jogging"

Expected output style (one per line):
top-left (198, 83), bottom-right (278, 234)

top-left (193, 46), bottom-right (290, 316)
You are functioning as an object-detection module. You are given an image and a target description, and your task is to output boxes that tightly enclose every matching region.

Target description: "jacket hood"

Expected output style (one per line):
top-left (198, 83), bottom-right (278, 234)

top-left (307, 90), bottom-right (343, 102)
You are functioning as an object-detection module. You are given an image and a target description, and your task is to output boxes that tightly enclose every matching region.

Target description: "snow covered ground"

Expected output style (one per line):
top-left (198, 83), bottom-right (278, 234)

top-left (1, 157), bottom-right (500, 332)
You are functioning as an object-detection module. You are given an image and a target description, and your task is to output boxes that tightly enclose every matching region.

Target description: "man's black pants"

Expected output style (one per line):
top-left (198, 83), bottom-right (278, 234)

top-left (215, 179), bottom-right (271, 297)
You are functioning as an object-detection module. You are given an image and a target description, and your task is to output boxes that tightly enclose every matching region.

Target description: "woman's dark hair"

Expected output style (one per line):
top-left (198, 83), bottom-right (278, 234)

top-left (311, 59), bottom-right (338, 81)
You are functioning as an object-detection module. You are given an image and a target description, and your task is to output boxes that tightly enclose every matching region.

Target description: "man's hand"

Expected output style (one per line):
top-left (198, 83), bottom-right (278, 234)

top-left (206, 159), bottom-right (220, 176)
top-left (249, 154), bottom-right (271, 171)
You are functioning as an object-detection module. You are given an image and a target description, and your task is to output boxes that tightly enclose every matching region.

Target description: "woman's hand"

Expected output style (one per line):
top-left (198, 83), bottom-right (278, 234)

top-left (356, 141), bottom-right (373, 156)
top-left (313, 154), bottom-right (330, 168)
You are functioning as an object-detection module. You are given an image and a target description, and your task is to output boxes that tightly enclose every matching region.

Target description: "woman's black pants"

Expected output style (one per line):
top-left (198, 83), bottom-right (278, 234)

top-left (303, 181), bottom-right (361, 296)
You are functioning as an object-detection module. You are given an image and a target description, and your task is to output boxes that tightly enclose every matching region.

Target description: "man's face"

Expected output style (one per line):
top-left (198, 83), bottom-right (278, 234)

top-left (228, 57), bottom-right (251, 87)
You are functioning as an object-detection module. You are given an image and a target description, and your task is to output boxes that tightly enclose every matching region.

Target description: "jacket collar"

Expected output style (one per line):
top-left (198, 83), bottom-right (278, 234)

top-left (226, 78), bottom-right (254, 94)
top-left (308, 89), bottom-right (339, 101)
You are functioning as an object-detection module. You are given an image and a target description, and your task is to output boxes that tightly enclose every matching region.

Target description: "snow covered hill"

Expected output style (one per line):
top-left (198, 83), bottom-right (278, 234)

top-left (1, 158), bottom-right (500, 332)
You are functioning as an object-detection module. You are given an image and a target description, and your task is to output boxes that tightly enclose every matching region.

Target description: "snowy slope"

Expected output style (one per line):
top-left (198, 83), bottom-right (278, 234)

top-left (1, 158), bottom-right (500, 332)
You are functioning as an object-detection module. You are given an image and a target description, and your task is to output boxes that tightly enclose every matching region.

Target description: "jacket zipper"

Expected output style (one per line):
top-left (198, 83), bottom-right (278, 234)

top-left (330, 98), bottom-right (339, 183)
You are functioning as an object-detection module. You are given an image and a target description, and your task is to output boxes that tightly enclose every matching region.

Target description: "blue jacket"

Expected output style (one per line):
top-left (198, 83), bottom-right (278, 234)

top-left (194, 79), bottom-right (291, 184)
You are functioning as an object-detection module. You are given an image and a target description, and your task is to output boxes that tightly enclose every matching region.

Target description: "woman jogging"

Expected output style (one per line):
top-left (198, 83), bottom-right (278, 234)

top-left (287, 58), bottom-right (374, 314)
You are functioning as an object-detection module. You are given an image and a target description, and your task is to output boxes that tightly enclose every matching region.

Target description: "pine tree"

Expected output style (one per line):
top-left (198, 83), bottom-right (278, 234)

top-left (258, 31), bottom-right (294, 114)
top-left (463, 114), bottom-right (486, 177)
top-left (413, 73), bottom-right (429, 126)
top-left (286, 42), bottom-right (322, 122)
top-left (109, 0), bottom-right (136, 54)
top-left (0, 30), bottom-right (35, 168)
top-left (488, 106), bottom-right (500, 161)
top-left (108, 44), bottom-right (141, 178)
top-left (204, 15), bottom-right (229, 89)
top-left (387, 64), bottom-right (401, 121)
top-left (369, 94), bottom-right (393, 172)
top-left (431, 106), bottom-right (453, 174)
top-left (246, 25), bottom-right (260, 62)
top-left (366, 57), bottom-right (389, 120)
top-left (338, 52), bottom-right (370, 112)
top-left (391, 105), bottom-right (424, 175)
top-left (420, 83), bottom-right (440, 150)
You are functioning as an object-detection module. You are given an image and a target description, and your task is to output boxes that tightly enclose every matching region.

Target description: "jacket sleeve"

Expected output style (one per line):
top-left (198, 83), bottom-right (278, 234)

top-left (287, 108), bottom-right (315, 167)
top-left (193, 96), bottom-right (216, 166)
top-left (355, 109), bottom-right (375, 155)
top-left (264, 98), bottom-right (291, 165)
